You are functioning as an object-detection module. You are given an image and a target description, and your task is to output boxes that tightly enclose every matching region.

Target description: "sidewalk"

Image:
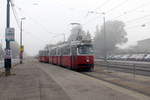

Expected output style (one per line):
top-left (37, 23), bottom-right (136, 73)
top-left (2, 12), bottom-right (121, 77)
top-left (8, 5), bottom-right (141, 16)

top-left (38, 62), bottom-right (150, 100)
top-left (0, 60), bottom-right (71, 100)
top-left (0, 60), bottom-right (149, 100)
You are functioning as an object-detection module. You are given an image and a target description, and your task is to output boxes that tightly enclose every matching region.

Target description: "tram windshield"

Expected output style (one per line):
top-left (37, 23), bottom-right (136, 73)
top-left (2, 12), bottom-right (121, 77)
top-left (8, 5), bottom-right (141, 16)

top-left (78, 45), bottom-right (94, 54)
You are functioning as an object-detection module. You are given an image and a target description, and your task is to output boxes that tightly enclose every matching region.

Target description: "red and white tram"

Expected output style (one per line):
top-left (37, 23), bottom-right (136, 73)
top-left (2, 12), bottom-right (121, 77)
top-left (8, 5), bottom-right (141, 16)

top-left (38, 50), bottom-right (49, 63)
top-left (39, 40), bottom-right (94, 71)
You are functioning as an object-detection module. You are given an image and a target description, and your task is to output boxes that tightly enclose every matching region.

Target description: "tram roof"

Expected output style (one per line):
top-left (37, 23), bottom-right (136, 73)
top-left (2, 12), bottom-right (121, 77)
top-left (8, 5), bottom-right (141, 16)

top-left (48, 40), bottom-right (92, 50)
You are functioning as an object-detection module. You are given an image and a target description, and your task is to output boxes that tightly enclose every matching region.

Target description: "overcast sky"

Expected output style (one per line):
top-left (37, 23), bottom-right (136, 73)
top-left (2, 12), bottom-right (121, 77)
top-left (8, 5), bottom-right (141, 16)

top-left (1, 0), bottom-right (150, 56)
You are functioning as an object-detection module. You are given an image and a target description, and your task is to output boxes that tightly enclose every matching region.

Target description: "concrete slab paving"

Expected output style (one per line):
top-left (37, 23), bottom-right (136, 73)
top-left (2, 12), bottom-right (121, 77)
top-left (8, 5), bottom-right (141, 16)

top-left (38, 62), bottom-right (150, 100)
top-left (0, 60), bottom-right (149, 100)
top-left (0, 61), bottom-right (71, 100)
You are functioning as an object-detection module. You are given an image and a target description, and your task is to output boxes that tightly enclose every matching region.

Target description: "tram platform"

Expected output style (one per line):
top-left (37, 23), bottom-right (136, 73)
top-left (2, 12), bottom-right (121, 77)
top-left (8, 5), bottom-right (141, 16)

top-left (0, 59), bottom-right (149, 100)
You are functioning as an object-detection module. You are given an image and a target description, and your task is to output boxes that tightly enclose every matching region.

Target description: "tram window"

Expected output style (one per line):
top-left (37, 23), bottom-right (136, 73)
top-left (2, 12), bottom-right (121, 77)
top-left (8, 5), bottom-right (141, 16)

top-left (45, 51), bottom-right (48, 56)
top-left (61, 48), bottom-right (64, 56)
top-left (71, 47), bottom-right (77, 55)
top-left (43, 51), bottom-right (45, 56)
top-left (54, 49), bottom-right (56, 56)
top-left (51, 49), bottom-right (56, 56)
top-left (50, 50), bottom-right (53, 56)
top-left (78, 45), bottom-right (94, 54)
top-left (63, 46), bottom-right (70, 55)
top-left (57, 48), bottom-right (61, 56)
top-left (67, 47), bottom-right (70, 55)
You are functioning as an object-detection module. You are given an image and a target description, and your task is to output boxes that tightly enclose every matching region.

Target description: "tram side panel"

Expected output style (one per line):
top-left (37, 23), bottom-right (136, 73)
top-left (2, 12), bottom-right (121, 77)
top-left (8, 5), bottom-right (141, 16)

top-left (57, 48), bottom-right (61, 65)
top-left (62, 56), bottom-right (72, 68)
top-left (49, 56), bottom-right (52, 64)
top-left (44, 56), bottom-right (49, 63)
top-left (76, 55), bottom-right (94, 69)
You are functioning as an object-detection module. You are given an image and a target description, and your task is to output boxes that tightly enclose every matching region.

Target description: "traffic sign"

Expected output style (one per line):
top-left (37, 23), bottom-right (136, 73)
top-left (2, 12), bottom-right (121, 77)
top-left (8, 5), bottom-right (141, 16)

top-left (5, 28), bottom-right (15, 41)
top-left (20, 45), bottom-right (24, 52)
top-left (4, 49), bottom-right (12, 59)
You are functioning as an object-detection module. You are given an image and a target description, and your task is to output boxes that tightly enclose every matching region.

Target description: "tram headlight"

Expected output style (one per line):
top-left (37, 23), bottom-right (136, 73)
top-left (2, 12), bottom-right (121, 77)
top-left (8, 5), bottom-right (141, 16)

top-left (86, 59), bottom-right (90, 62)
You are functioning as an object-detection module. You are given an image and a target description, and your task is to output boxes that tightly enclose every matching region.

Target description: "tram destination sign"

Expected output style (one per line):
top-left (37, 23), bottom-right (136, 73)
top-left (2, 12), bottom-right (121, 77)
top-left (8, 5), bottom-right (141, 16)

top-left (5, 28), bottom-right (15, 41)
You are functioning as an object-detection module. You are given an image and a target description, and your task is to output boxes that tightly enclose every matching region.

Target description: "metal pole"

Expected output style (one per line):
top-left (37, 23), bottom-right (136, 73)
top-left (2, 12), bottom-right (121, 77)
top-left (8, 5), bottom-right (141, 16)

top-left (63, 34), bottom-right (66, 42)
top-left (20, 20), bottom-right (23, 64)
top-left (103, 13), bottom-right (109, 71)
top-left (5, 0), bottom-right (11, 76)
top-left (103, 15), bottom-right (106, 61)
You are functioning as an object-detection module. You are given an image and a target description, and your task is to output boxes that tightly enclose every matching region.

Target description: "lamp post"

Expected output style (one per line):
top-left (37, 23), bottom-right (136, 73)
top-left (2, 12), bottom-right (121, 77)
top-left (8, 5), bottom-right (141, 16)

top-left (20, 17), bottom-right (25, 64)
top-left (88, 11), bottom-right (107, 61)
top-left (102, 12), bottom-right (107, 62)
top-left (4, 0), bottom-right (11, 76)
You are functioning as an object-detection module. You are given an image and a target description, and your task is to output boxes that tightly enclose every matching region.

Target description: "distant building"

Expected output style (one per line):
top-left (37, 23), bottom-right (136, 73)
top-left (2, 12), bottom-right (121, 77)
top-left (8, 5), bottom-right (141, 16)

top-left (134, 38), bottom-right (150, 53)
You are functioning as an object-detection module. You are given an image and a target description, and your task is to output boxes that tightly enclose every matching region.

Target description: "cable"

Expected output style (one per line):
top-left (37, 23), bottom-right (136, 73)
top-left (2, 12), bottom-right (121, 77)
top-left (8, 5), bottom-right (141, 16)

top-left (9, 2), bottom-right (56, 43)
top-left (83, 0), bottom-right (150, 26)
top-left (125, 20), bottom-right (150, 29)
top-left (13, 4), bottom-right (55, 35)
top-left (85, 0), bottom-right (110, 18)
top-left (126, 14), bottom-right (150, 23)
top-left (10, 0), bottom-right (20, 28)
top-left (82, 15), bottom-right (103, 26)
top-left (83, 0), bottom-right (129, 25)
top-left (105, 0), bottom-right (129, 14)
top-left (94, 0), bottom-right (111, 11)
top-left (112, 1), bottom-right (150, 20)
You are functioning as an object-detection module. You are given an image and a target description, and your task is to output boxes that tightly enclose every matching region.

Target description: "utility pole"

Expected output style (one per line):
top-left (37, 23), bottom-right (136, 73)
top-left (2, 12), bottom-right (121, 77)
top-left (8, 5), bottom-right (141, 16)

top-left (103, 12), bottom-right (107, 62)
top-left (88, 11), bottom-right (107, 61)
top-left (20, 18), bottom-right (25, 64)
top-left (5, 0), bottom-right (11, 76)
top-left (63, 34), bottom-right (66, 42)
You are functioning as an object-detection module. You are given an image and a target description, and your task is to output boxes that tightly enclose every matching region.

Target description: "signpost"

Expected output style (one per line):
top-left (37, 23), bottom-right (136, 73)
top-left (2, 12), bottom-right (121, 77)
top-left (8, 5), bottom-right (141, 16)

top-left (20, 45), bottom-right (24, 52)
top-left (4, 49), bottom-right (12, 59)
top-left (5, 28), bottom-right (15, 41)
top-left (5, 27), bottom-right (15, 76)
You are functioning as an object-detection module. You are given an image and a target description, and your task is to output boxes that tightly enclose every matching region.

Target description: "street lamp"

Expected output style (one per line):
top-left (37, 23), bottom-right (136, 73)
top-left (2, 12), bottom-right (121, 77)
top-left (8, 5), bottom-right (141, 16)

top-left (88, 11), bottom-right (107, 61)
top-left (20, 17), bottom-right (25, 64)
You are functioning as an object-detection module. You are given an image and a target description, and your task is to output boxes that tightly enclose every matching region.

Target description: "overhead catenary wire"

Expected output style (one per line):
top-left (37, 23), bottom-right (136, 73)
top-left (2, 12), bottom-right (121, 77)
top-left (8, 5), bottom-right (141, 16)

top-left (125, 20), bottom-right (150, 29)
top-left (9, 2), bottom-right (56, 42)
top-left (83, 0), bottom-right (150, 26)
top-left (105, 0), bottom-right (129, 14)
top-left (13, 4), bottom-right (55, 35)
top-left (12, 4), bottom-right (65, 44)
top-left (94, 0), bottom-right (111, 11)
top-left (85, 0), bottom-right (110, 21)
top-left (10, 0), bottom-right (20, 28)
top-left (83, 0), bottom-right (129, 26)
top-left (125, 14), bottom-right (150, 23)
top-left (112, 1), bottom-right (150, 20)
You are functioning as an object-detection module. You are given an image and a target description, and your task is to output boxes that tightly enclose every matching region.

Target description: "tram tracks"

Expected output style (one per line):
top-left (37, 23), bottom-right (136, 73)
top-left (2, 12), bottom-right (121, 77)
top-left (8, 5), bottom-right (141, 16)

top-left (80, 69), bottom-right (150, 97)
top-left (95, 61), bottom-right (150, 76)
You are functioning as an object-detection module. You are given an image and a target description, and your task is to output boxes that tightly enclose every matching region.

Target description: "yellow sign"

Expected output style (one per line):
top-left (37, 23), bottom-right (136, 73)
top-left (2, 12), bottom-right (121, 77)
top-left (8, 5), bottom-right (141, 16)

top-left (20, 46), bottom-right (24, 52)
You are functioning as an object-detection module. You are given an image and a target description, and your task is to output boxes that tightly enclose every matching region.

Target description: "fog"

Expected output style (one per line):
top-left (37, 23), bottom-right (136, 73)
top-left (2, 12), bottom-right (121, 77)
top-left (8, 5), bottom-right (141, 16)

top-left (1, 0), bottom-right (150, 56)
top-left (94, 20), bottom-right (128, 57)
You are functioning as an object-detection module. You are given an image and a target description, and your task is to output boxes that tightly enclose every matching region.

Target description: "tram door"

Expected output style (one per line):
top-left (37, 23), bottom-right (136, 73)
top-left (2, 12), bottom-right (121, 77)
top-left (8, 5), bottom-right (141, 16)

top-left (71, 46), bottom-right (77, 69)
